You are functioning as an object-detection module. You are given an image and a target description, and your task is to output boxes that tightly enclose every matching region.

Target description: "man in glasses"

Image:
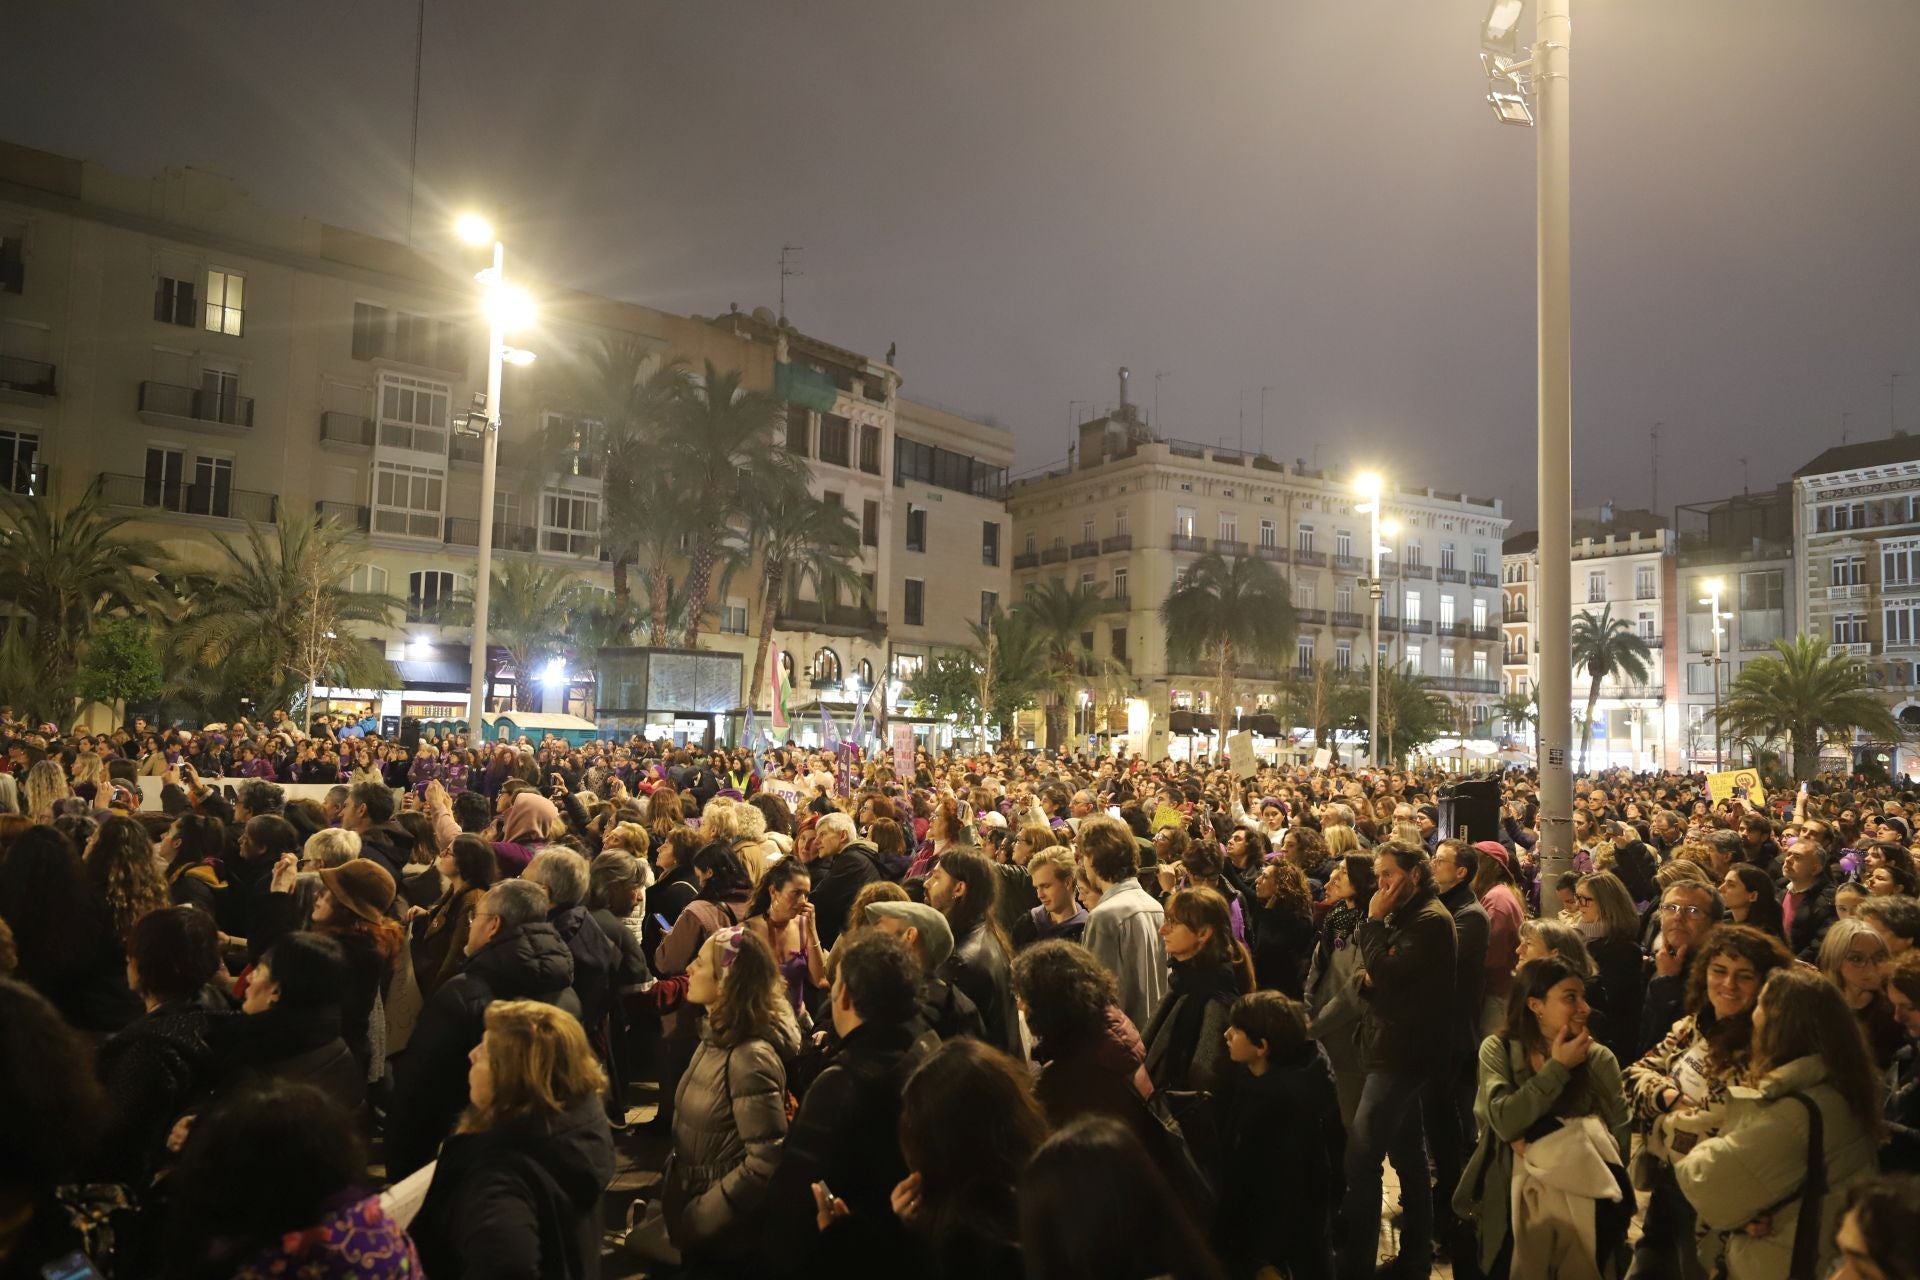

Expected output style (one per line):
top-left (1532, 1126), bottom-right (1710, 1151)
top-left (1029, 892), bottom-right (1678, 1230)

top-left (1637, 881), bottom-right (1724, 1058)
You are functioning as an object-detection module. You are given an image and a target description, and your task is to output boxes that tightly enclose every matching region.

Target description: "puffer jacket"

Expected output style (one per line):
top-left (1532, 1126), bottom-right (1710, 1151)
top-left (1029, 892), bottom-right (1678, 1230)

top-left (664, 1012), bottom-right (803, 1256)
top-left (1675, 1055), bottom-right (1880, 1280)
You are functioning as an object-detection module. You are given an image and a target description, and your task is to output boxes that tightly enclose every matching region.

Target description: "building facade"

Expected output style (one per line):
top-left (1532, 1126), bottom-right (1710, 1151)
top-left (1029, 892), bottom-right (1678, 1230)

top-left (1007, 407), bottom-right (1507, 758)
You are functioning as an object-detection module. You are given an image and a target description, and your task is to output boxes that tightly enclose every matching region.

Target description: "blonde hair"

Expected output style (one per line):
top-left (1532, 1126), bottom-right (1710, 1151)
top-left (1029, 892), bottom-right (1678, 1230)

top-left (605, 822), bottom-right (650, 859)
top-left (302, 827), bottom-right (361, 868)
top-left (700, 796), bottom-right (751, 843)
top-left (24, 759), bottom-right (70, 821)
top-left (463, 999), bottom-right (607, 1133)
top-left (72, 753), bottom-right (108, 789)
top-left (1323, 824), bottom-right (1360, 858)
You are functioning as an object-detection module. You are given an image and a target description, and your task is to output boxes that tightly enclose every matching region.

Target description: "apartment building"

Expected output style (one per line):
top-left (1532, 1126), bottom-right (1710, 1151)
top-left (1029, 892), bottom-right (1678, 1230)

top-left (1793, 436), bottom-right (1920, 774)
top-left (1007, 406), bottom-right (1507, 757)
top-left (0, 138), bottom-right (1007, 741)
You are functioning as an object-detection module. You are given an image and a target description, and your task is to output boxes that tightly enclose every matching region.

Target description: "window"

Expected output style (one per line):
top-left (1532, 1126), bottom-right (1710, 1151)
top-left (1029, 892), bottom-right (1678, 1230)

top-left (1833, 614), bottom-right (1867, 645)
top-left (352, 302), bottom-right (388, 360)
top-left (1111, 627), bottom-right (1129, 662)
top-left (905, 505), bottom-right (926, 552)
top-left (1440, 648), bottom-right (1456, 676)
top-left (1588, 571), bottom-right (1606, 603)
top-left (1023, 532), bottom-right (1036, 555)
top-left (1114, 509), bottom-right (1129, 537)
top-left (0, 429), bottom-right (40, 495)
top-left (1833, 555), bottom-right (1866, 587)
top-left (1296, 635), bottom-right (1315, 672)
top-left (1259, 518), bottom-right (1276, 549)
top-left (1082, 518), bottom-right (1095, 543)
top-left (1439, 595), bottom-right (1455, 628)
top-left (904, 578), bottom-right (925, 626)
top-left (1818, 502), bottom-right (1868, 532)
top-left (1175, 506), bottom-right (1196, 538)
top-left (1218, 513), bottom-right (1237, 543)
top-left (858, 423), bottom-right (881, 474)
top-left (811, 648), bottom-right (841, 685)
top-left (201, 368), bottom-right (241, 422)
top-left (1295, 523), bottom-right (1315, 554)
top-left (377, 373), bottom-right (450, 454)
top-left (1473, 548), bottom-right (1489, 575)
top-left (1472, 651), bottom-right (1488, 678)
top-left (1739, 569), bottom-right (1787, 649)
top-left (1887, 605), bottom-right (1920, 648)
top-left (1113, 566), bottom-right (1129, 600)
top-left (862, 500), bottom-right (879, 548)
top-left (982, 521), bottom-right (1000, 566)
top-left (373, 461), bottom-right (444, 538)
top-left (541, 489), bottom-right (598, 555)
top-left (980, 591), bottom-right (998, 627)
top-left (823, 490), bottom-right (843, 511)
top-left (892, 652), bottom-right (926, 682)
top-left (144, 446), bottom-right (185, 510)
top-left (1335, 640), bottom-right (1352, 671)
top-left (1335, 529), bottom-right (1353, 560)
top-left (818, 414), bottom-right (851, 466)
top-left (1472, 703), bottom-right (1490, 725)
top-left (346, 565), bottom-right (388, 596)
top-left (155, 275), bottom-right (197, 326)
top-left (204, 270), bottom-right (244, 336)
top-left (1687, 661), bottom-right (1717, 694)
top-left (1637, 610), bottom-right (1655, 641)
top-left (1337, 584), bottom-right (1353, 613)
top-left (406, 570), bottom-right (464, 623)
top-left (1473, 598), bottom-right (1488, 627)
top-left (1885, 548), bottom-right (1916, 587)
top-left (1079, 572), bottom-right (1095, 594)
top-left (1406, 645), bottom-right (1422, 674)
top-left (1440, 542), bottom-right (1456, 571)
top-left (785, 404), bottom-right (810, 455)
top-left (1635, 565), bottom-right (1656, 599)
top-left (193, 454), bottom-right (234, 518)
top-left (1294, 580), bottom-right (1316, 609)
top-left (1404, 541), bottom-right (1422, 567)
top-left (1403, 591), bottom-right (1422, 623)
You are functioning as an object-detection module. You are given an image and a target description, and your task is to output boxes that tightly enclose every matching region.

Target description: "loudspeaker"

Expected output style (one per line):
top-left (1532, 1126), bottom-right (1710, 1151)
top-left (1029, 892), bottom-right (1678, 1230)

top-left (400, 716), bottom-right (422, 751)
top-left (1438, 776), bottom-right (1501, 845)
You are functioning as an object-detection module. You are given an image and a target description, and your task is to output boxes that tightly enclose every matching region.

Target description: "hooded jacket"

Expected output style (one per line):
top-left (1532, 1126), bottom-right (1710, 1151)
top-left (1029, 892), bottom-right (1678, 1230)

top-left (549, 902), bottom-right (619, 1032)
top-left (386, 921), bottom-right (579, 1178)
top-left (664, 1013), bottom-right (803, 1256)
top-left (411, 1094), bottom-right (616, 1280)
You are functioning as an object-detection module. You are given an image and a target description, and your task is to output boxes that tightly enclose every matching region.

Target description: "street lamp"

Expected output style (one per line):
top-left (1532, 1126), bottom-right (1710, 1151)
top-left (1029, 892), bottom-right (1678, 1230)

top-left (1356, 473), bottom-right (1387, 768)
top-left (1700, 577), bottom-right (1729, 771)
top-left (455, 213), bottom-right (536, 741)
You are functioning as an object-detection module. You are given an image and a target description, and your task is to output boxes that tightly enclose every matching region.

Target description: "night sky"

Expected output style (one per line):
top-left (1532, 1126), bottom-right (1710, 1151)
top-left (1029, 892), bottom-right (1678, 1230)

top-left (7, 1), bottom-right (1917, 525)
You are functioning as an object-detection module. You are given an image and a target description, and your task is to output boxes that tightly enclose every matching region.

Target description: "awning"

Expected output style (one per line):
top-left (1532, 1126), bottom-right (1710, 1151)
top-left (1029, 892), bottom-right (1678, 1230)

top-left (1169, 710), bottom-right (1219, 735)
top-left (395, 659), bottom-right (471, 689)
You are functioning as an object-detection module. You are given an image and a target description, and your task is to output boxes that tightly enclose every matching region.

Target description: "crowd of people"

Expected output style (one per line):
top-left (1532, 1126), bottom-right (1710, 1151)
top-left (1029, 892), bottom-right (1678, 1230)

top-left (3, 706), bottom-right (1920, 1279)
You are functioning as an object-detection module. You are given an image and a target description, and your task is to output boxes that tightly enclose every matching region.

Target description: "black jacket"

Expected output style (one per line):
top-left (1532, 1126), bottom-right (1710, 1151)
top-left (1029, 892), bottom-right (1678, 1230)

top-left (387, 921), bottom-right (580, 1178)
top-left (94, 1000), bottom-right (216, 1183)
top-left (205, 1004), bottom-right (366, 1119)
top-left (549, 903), bottom-right (619, 1032)
top-left (810, 842), bottom-right (887, 948)
top-left (1215, 1042), bottom-right (1345, 1264)
top-left (1438, 882), bottom-right (1490, 1057)
top-left (411, 1095), bottom-right (616, 1280)
top-left (1586, 933), bottom-right (1648, 1063)
top-left (763, 1019), bottom-right (933, 1279)
top-left (940, 920), bottom-right (1020, 1058)
top-left (1782, 873), bottom-right (1839, 960)
top-left (353, 821), bottom-right (414, 883)
top-left (918, 974), bottom-right (987, 1046)
top-left (1352, 887), bottom-right (1458, 1074)
top-left (1244, 900), bottom-right (1315, 999)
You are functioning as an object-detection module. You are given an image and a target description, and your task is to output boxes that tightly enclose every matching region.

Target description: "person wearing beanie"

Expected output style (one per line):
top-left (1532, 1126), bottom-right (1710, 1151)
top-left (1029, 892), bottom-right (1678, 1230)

top-left (865, 900), bottom-right (985, 1048)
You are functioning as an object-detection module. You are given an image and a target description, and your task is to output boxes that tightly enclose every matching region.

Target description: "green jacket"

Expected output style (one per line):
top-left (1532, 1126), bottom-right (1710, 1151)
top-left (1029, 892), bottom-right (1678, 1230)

top-left (1674, 1055), bottom-right (1879, 1280)
top-left (1454, 1034), bottom-right (1629, 1274)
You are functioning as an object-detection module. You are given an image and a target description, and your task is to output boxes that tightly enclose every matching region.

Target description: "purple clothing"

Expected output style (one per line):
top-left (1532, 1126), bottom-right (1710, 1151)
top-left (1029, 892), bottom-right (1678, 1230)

top-left (233, 1193), bottom-right (421, 1279)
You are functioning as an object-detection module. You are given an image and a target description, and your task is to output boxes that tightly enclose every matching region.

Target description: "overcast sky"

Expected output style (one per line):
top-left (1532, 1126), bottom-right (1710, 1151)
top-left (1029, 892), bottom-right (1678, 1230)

top-left (7, 0), bottom-right (1917, 526)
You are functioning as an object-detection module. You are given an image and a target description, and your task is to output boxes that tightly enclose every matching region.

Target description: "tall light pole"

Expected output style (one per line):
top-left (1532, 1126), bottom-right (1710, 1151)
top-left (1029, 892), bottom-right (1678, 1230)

top-left (1356, 473), bottom-right (1397, 768)
top-left (1482, 0), bottom-right (1574, 883)
top-left (1702, 577), bottom-right (1727, 772)
top-left (455, 214), bottom-right (535, 742)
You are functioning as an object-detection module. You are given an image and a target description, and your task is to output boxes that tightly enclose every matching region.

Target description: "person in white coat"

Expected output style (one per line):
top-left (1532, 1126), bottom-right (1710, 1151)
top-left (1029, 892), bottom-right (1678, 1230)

top-left (1078, 815), bottom-right (1167, 1032)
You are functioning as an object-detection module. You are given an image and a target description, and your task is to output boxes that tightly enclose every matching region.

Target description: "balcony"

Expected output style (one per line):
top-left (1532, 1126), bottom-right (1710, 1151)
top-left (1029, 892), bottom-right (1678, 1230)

top-left (1256, 544), bottom-right (1288, 563)
top-left (2, 461), bottom-right (50, 498)
top-left (1332, 610), bottom-right (1365, 629)
top-left (1171, 533), bottom-right (1208, 553)
top-left (314, 500), bottom-right (370, 531)
top-left (100, 472), bottom-right (277, 524)
top-left (0, 355), bottom-right (56, 402)
top-left (1831, 641), bottom-right (1873, 658)
top-left (1825, 583), bottom-right (1868, 601)
top-left (1377, 559), bottom-right (1400, 577)
top-left (1071, 540), bottom-right (1100, 559)
top-left (1427, 677), bottom-right (1501, 694)
top-left (1013, 551), bottom-right (1040, 570)
top-left (138, 381), bottom-right (254, 435)
top-left (1403, 619), bottom-right (1434, 635)
top-left (1441, 622), bottom-right (1473, 639)
top-left (1379, 615), bottom-right (1400, 632)
top-left (1295, 608), bottom-right (1328, 625)
top-left (1404, 563), bottom-right (1433, 579)
top-left (776, 600), bottom-right (884, 635)
top-left (1103, 593), bottom-right (1132, 612)
top-left (444, 517), bottom-right (538, 553)
top-left (1470, 571), bottom-right (1500, 588)
top-left (1473, 625), bottom-right (1503, 642)
top-left (1102, 533), bottom-right (1133, 554)
top-left (1504, 610), bottom-right (1529, 623)
top-left (1040, 545), bottom-right (1070, 564)
top-left (1293, 549), bottom-right (1327, 568)
top-left (1214, 538), bottom-right (1248, 556)
top-left (1332, 554), bottom-right (1365, 573)
top-left (449, 435), bottom-right (486, 467)
top-left (1437, 567), bottom-right (1467, 584)
top-left (319, 411), bottom-right (374, 450)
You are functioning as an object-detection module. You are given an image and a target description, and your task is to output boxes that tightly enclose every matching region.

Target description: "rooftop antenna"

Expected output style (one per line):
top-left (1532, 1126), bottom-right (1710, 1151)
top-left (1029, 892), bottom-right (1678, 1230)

top-left (1259, 385), bottom-right (1275, 458)
top-left (1118, 366), bottom-right (1131, 414)
top-left (1237, 390), bottom-right (1249, 454)
top-left (778, 244), bottom-right (803, 324)
top-left (1739, 456), bottom-right (1750, 496)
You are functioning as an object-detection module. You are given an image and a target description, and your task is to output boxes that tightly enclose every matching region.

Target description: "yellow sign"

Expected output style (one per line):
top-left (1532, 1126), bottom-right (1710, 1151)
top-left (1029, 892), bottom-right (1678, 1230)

top-left (1705, 769), bottom-right (1767, 810)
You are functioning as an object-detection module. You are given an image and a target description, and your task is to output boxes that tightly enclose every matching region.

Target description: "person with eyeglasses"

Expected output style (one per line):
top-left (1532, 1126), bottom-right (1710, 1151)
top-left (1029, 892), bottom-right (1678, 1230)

top-left (1637, 882), bottom-right (1725, 1063)
top-left (1818, 918), bottom-right (1907, 1070)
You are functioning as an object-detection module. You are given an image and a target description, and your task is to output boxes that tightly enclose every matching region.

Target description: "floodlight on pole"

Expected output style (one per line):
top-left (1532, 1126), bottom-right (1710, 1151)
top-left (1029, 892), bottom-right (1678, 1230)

top-left (1356, 472), bottom-right (1390, 768)
top-left (454, 213), bottom-right (494, 246)
top-left (1483, 0), bottom-right (1525, 54)
top-left (1700, 578), bottom-right (1728, 771)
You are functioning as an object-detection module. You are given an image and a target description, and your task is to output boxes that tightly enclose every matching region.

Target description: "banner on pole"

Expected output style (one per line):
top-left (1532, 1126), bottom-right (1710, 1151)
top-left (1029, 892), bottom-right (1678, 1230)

top-left (891, 723), bottom-right (915, 778)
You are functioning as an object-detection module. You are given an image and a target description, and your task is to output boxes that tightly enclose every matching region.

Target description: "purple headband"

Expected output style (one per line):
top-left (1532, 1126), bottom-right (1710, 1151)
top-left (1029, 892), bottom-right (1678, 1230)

top-left (709, 925), bottom-right (750, 971)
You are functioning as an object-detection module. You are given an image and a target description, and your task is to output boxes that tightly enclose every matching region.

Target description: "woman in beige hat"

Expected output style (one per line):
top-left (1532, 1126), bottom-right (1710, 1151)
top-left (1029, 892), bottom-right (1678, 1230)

top-left (309, 859), bottom-right (403, 1080)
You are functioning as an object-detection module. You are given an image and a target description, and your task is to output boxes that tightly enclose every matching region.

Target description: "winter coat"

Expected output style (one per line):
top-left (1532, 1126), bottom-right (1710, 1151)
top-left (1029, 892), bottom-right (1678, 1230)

top-left (589, 905), bottom-right (653, 992)
top-left (94, 999), bottom-right (216, 1183)
top-left (1083, 878), bottom-right (1169, 1033)
top-left (1454, 1034), bottom-right (1629, 1275)
top-left (550, 902), bottom-right (620, 1033)
top-left (1243, 898), bottom-right (1315, 998)
top-left (386, 921), bottom-right (580, 1178)
top-left (1675, 1055), bottom-right (1880, 1280)
top-left (1306, 915), bottom-right (1369, 1120)
top-left (664, 1015), bottom-right (802, 1256)
top-left (411, 1095), bottom-right (616, 1280)
top-left (205, 1003), bottom-right (366, 1119)
top-left (1032, 1005), bottom-right (1155, 1142)
top-left (166, 858), bottom-right (226, 917)
top-left (411, 885), bottom-right (484, 999)
top-left (1439, 881), bottom-right (1490, 1055)
top-left (1141, 958), bottom-right (1240, 1094)
top-left (940, 920), bottom-right (1021, 1058)
top-left (1781, 875), bottom-right (1838, 961)
top-left (1353, 887), bottom-right (1458, 1074)
top-left (1215, 1042), bottom-right (1346, 1268)
top-left (656, 897), bottom-right (748, 1039)
top-left (1481, 883), bottom-right (1526, 1003)
top-left (809, 841), bottom-right (888, 948)
top-left (1585, 933), bottom-right (1648, 1063)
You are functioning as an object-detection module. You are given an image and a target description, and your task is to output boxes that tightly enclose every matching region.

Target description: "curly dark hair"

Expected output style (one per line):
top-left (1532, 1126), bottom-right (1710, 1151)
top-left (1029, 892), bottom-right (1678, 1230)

top-left (129, 905), bottom-right (221, 1002)
top-left (1683, 924), bottom-right (1794, 1067)
top-left (1013, 938), bottom-right (1120, 1046)
top-left (1259, 857), bottom-right (1314, 919)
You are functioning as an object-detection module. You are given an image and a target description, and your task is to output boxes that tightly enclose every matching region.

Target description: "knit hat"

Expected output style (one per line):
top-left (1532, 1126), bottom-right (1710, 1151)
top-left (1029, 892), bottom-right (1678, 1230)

top-left (319, 859), bottom-right (397, 925)
top-left (1418, 804), bottom-right (1441, 825)
top-left (865, 900), bottom-right (954, 968)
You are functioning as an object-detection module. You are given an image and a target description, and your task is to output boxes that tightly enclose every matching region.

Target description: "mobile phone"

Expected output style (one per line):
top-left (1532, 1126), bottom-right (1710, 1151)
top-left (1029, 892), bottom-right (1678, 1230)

top-left (41, 1254), bottom-right (107, 1280)
top-left (652, 913), bottom-right (671, 931)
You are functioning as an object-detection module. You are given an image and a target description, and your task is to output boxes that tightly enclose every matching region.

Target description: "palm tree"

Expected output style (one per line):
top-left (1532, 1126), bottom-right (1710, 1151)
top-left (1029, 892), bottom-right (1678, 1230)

top-left (1718, 634), bottom-right (1903, 780)
top-left (168, 514), bottom-right (397, 725)
top-left (1369, 663), bottom-right (1451, 765)
top-left (1570, 605), bottom-right (1653, 772)
top-left (1495, 683), bottom-right (1540, 758)
top-left (1282, 659), bottom-right (1364, 764)
top-left (672, 361), bottom-right (805, 648)
top-left (452, 561), bottom-right (587, 712)
top-left (0, 486), bottom-right (171, 722)
top-left (1159, 552), bottom-right (1297, 754)
top-left (742, 494), bottom-right (865, 718)
top-left (1018, 580), bottom-right (1123, 749)
top-left (970, 608), bottom-right (1052, 741)
top-left (567, 597), bottom-right (642, 717)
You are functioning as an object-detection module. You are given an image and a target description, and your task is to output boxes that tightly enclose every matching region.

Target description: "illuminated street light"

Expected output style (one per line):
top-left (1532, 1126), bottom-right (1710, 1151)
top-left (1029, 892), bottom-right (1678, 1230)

top-left (1355, 472), bottom-right (1389, 767)
top-left (454, 213), bottom-right (494, 246)
top-left (1700, 577), bottom-right (1728, 771)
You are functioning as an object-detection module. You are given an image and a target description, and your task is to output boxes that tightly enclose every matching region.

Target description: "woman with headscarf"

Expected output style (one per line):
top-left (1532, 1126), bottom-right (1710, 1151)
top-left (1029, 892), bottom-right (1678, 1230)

top-left (492, 787), bottom-right (560, 876)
